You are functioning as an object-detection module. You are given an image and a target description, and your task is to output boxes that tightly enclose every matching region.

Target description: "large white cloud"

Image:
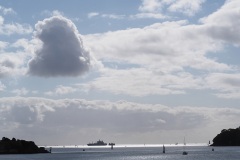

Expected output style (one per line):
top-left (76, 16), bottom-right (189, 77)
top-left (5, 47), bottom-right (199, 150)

top-left (28, 16), bottom-right (92, 77)
top-left (83, 21), bottom-right (229, 96)
top-left (85, 20), bottom-right (230, 73)
top-left (83, 0), bottom-right (239, 97)
top-left (0, 97), bottom-right (239, 145)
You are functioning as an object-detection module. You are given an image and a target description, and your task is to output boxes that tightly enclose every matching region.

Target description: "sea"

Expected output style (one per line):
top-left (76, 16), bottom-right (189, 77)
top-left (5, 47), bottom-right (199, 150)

top-left (0, 144), bottom-right (239, 160)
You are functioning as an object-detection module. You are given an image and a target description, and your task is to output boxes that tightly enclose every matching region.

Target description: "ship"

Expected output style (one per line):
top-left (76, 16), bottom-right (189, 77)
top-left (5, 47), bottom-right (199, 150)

top-left (87, 140), bottom-right (107, 146)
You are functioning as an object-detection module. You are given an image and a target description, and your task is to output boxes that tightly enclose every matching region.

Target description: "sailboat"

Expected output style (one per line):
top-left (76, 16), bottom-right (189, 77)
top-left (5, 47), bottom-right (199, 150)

top-left (182, 137), bottom-right (188, 155)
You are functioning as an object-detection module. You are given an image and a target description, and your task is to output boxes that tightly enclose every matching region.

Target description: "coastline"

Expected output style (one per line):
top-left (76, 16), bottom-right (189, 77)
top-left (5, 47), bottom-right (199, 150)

top-left (40, 143), bottom-right (208, 149)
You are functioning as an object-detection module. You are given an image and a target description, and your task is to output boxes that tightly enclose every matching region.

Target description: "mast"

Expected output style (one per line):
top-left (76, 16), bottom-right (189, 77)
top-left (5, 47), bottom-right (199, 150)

top-left (182, 137), bottom-right (188, 155)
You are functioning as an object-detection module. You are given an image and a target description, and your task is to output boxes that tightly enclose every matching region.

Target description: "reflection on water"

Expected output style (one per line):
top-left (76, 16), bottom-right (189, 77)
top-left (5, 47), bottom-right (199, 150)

top-left (0, 145), bottom-right (240, 160)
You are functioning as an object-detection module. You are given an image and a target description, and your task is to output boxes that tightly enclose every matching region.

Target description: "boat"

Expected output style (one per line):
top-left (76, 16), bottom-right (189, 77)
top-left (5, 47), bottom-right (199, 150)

top-left (182, 151), bottom-right (188, 155)
top-left (87, 140), bottom-right (107, 146)
top-left (182, 137), bottom-right (188, 155)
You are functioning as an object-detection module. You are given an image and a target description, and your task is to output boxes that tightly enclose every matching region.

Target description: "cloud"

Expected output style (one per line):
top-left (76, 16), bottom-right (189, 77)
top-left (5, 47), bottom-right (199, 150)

top-left (81, 68), bottom-right (205, 97)
top-left (41, 10), bottom-right (64, 17)
top-left (85, 21), bottom-right (230, 73)
top-left (88, 12), bottom-right (100, 18)
top-left (139, 0), bottom-right (162, 13)
top-left (101, 14), bottom-right (126, 19)
top-left (130, 13), bottom-right (166, 19)
top-left (205, 73), bottom-right (240, 99)
top-left (0, 6), bottom-right (16, 15)
top-left (0, 81), bottom-right (5, 91)
top-left (168, 0), bottom-right (206, 16)
top-left (83, 1), bottom-right (240, 97)
top-left (88, 12), bottom-right (126, 20)
top-left (0, 41), bottom-right (9, 50)
top-left (0, 16), bottom-right (32, 35)
top-left (138, 0), bottom-right (206, 18)
top-left (0, 97), bottom-right (239, 144)
top-left (54, 85), bottom-right (77, 95)
top-left (28, 16), bottom-right (92, 77)
top-left (200, 0), bottom-right (240, 46)
top-left (45, 85), bottom-right (77, 96)
top-left (88, 0), bottom-right (204, 20)
top-left (12, 88), bottom-right (29, 96)
top-left (0, 38), bottom-right (41, 78)
top-left (0, 52), bottom-right (26, 78)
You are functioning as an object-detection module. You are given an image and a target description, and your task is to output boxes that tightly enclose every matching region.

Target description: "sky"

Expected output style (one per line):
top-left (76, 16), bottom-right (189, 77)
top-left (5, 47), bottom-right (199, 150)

top-left (0, 0), bottom-right (240, 146)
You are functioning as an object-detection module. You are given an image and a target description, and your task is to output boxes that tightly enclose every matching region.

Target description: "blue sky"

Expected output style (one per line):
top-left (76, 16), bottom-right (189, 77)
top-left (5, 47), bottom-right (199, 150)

top-left (0, 0), bottom-right (240, 145)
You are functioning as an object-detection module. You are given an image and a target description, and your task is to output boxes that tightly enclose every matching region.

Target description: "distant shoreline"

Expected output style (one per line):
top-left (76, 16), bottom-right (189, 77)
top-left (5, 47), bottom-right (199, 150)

top-left (40, 143), bottom-right (208, 149)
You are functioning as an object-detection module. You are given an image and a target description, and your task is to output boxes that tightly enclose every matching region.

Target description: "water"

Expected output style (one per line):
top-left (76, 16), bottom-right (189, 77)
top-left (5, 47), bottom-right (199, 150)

top-left (0, 145), bottom-right (239, 160)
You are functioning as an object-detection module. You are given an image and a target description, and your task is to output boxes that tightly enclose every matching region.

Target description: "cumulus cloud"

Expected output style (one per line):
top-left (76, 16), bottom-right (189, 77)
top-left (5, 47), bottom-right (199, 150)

top-left (0, 97), bottom-right (239, 144)
top-left (139, 0), bottom-right (162, 13)
top-left (41, 10), bottom-right (64, 17)
top-left (138, 0), bottom-right (205, 18)
top-left (0, 52), bottom-right (26, 78)
top-left (0, 14), bottom-right (32, 35)
top-left (87, 0), bottom-right (205, 20)
top-left (85, 21), bottom-right (230, 73)
top-left (0, 38), bottom-right (41, 78)
top-left (28, 16), bottom-right (91, 77)
top-left (168, 0), bottom-right (206, 16)
top-left (0, 6), bottom-right (16, 15)
top-left (83, 0), bottom-right (240, 97)
top-left (200, 0), bottom-right (240, 45)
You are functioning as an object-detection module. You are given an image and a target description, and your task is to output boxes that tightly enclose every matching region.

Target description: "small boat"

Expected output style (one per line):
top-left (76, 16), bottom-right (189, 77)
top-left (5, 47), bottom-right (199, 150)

top-left (182, 151), bottom-right (188, 155)
top-left (182, 137), bottom-right (188, 155)
top-left (87, 140), bottom-right (107, 146)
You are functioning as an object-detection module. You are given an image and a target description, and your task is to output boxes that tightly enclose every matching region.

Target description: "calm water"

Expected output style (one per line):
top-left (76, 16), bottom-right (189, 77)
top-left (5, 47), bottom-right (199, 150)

top-left (0, 146), bottom-right (239, 160)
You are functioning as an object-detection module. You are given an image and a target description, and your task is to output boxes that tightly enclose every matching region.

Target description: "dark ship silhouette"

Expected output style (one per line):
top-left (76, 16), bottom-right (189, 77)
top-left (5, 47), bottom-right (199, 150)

top-left (87, 140), bottom-right (107, 146)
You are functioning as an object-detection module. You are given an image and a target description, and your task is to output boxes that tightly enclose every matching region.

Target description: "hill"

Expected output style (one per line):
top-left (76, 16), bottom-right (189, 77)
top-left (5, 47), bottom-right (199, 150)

top-left (0, 137), bottom-right (50, 154)
top-left (211, 127), bottom-right (240, 146)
